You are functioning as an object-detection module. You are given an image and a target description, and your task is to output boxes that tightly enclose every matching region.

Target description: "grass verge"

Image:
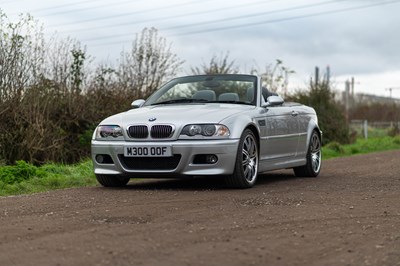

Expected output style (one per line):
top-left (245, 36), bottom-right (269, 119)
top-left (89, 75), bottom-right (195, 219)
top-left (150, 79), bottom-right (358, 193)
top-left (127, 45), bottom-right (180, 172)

top-left (322, 136), bottom-right (400, 160)
top-left (0, 160), bottom-right (96, 197)
top-left (1, 136), bottom-right (399, 197)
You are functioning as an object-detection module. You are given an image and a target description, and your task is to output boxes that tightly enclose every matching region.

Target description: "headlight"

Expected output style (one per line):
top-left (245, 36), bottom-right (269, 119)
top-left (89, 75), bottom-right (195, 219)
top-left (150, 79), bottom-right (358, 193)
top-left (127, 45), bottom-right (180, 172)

top-left (95, 125), bottom-right (124, 140)
top-left (180, 124), bottom-right (230, 138)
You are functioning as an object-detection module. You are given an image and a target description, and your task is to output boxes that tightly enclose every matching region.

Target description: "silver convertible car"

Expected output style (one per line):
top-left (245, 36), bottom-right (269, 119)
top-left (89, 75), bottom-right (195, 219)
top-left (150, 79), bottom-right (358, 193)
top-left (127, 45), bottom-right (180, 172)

top-left (91, 74), bottom-right (321, 188)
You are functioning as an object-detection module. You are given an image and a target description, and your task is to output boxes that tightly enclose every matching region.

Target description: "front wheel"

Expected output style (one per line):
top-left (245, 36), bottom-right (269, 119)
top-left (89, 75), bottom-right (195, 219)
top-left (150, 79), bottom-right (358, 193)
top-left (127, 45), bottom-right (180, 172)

top-left (293, 130), bottom-right (321, 177)
top-left (96, 174), bottom-right (130, 187)
top-left (225, 129), bottom-right (259, 188)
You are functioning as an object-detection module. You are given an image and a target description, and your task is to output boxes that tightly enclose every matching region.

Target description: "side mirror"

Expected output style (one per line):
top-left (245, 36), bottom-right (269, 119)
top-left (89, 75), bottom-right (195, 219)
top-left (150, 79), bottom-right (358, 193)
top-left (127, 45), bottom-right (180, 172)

top-left (131, 99), bottom-right (145, 109)
top-left (263, 95), bottom-right (284, 107)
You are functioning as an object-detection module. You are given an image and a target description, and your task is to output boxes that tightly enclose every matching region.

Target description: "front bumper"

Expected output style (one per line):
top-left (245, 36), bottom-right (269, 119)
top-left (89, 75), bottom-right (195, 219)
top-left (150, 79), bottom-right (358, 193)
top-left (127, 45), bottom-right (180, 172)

top-left (91, 139), bottom-right (240, 177)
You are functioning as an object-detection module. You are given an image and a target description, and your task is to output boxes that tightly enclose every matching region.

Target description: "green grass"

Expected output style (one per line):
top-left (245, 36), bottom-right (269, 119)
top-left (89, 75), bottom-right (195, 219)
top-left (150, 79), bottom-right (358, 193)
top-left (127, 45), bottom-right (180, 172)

top-left (1, 135), bottom-right (400, 197)
top-left (0, 160), bottom-right (97, 197)
top-left (322, 135), bottom-right (400, 160)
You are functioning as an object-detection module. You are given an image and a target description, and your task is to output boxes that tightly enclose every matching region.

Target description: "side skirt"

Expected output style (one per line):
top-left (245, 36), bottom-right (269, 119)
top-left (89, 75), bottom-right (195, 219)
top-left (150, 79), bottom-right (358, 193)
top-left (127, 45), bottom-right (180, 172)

top-left (258, 156), bottom-right (306, 172)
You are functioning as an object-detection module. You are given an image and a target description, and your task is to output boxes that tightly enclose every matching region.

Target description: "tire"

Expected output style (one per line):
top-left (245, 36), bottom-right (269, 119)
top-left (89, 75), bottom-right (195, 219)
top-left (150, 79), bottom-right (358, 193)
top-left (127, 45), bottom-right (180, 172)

top-left (225, 129), bottom-right (259, 188)
top-left (294, 130), bottom-right (321, 177)
top-left (96, 174), bottom-right (130, 187)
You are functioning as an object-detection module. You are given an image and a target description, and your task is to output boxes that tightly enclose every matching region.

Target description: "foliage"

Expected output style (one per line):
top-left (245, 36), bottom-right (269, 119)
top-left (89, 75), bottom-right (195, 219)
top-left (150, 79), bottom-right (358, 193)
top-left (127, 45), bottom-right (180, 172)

top-left (388, 123), bottom-right (400, 137)
top-left (350, 102), bottom-right (400, 122)
top-left (323, 141), bottom-right (344, 154)
top-left (0, 160), bottom-right (96, 196)
top-left (322, 136), bottom-right (400, 160)
top-left (0, 22), bottom-right (90, 164)
top-left (190, 52), bottom-right (239, 75)
top-left (251, 59), bottom-right (295, 96)
top-left (118, 27), bottom-right (184, 99)
top-left (289, 81), bottom-right (350, 145)
top-left (0, 13), bottom-right (44, 101)
top-left (0, 14), bottom-right (183, 165)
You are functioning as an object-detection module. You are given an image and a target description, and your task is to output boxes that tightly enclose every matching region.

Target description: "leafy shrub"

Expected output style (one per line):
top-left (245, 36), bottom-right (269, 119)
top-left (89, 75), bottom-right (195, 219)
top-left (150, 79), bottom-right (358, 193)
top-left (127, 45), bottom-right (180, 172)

top-left (324, 142), bottom-right (345, 154)
top-left (388, 124), bottom-right (400, 137)
top-left (0, 161), bottom-right (39, 184)
top-left (0, 12), bottom-right (183, 165)
top-left (289, 82), bottom-right (350, 145)
top-left (0, 160), bottom-right (96, 196)
top-left (350, 147), bottom-right (360, 154)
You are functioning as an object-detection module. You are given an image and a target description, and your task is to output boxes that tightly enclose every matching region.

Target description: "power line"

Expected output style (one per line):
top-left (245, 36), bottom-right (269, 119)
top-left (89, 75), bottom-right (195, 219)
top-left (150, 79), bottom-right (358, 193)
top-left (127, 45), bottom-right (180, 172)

top-left (161, 0), bottom-right (347, 31)
top-left (60, 0), bottom-right (280, 34)
top-left (48, 0), bottom-right (210, 28)
top-left (79, 0), bottom-right (347, 42)
top-left (171, 0), bottom-right (400, 36)
top-left (7, 0), bottom-right (103, 16)
top-left (36, 0), bottom-right (138, 17)
top-left (89, 0), bottom-right (400, 47)
top-left (31, 0), bottom-right (104, 13)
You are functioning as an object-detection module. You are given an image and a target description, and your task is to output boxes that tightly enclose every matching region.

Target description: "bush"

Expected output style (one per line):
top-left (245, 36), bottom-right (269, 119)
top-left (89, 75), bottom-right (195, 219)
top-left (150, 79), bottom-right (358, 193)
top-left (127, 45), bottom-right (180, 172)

top-left (324, 142), bottom-right (344, 154)
top-left (0, 161), bottom-right (39, 185)
top-left (0, 12), bottom-right (183, 165)
top-left (289, 82), bottom-right (350, 145)
top-left (0, 160), bottom-right (96, 196)
top-left (388, 124), bottom-right (400, 137)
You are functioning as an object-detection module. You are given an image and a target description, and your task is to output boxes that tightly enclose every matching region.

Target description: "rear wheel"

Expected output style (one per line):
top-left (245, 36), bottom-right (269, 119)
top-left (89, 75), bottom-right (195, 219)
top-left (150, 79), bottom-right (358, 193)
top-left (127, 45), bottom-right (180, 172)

top-left (95, 174), bottom-right (130, 187)
top-left (294, 130), bottom-right (321, 177)
top-left (225, 129), bottom-right (258, 188)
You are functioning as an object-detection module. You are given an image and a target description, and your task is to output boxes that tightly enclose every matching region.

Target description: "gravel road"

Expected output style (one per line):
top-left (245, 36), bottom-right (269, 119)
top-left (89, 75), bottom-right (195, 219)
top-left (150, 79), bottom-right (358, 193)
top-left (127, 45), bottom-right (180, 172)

top-left (1, 150), bottom-right (399, 266)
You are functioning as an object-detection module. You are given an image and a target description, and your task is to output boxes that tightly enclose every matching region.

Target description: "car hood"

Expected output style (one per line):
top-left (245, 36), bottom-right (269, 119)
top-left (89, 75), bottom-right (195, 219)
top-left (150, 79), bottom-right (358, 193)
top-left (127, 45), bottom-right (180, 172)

top-left (101, 104), bottom-right (255, 126)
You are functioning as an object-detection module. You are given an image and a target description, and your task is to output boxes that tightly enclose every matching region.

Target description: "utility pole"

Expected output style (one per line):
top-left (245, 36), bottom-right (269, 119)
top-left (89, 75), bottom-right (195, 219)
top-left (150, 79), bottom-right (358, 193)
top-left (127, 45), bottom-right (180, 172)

top-left (345, 80), bottom-right (350, 121)
top-left (385, 87), bottom-right (400, 98)
top-left (326, 65), bottom-right (330, 86)
top-left (315, 66), bottom-right (319, 87)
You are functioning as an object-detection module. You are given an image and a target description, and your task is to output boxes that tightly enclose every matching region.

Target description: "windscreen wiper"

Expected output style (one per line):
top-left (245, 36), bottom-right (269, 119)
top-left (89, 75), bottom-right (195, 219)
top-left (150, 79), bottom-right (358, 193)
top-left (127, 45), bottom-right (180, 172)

top-left (213, 100), bottom-right (253, 105)
top-left (151, 98), bottom-right (209, 105)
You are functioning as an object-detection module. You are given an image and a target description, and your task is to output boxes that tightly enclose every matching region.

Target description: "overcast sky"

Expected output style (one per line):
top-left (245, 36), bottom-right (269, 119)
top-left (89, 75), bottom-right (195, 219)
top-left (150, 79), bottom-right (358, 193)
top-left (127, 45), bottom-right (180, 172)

top-left (2, 0), bottom-right (400, 98)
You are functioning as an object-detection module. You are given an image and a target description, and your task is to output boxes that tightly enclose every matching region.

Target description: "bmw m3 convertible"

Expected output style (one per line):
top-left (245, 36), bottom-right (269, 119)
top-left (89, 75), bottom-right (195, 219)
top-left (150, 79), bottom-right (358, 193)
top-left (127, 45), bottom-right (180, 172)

top-left (92, 74), bottom-right (321, 188)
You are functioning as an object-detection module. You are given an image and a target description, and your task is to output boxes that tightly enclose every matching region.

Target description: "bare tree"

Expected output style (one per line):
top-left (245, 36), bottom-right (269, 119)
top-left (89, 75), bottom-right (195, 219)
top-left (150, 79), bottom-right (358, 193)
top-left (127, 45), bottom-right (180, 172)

top-left (191, 52), bottom-right (239, 75)
top-left (44, 36), bottom-right (90, 94)
top-left (251, 59), bottom-right (294, 96)
top-left (118, 27), bottom-right (184, 99)
top-left (0, 12), bottom-right (45, 102)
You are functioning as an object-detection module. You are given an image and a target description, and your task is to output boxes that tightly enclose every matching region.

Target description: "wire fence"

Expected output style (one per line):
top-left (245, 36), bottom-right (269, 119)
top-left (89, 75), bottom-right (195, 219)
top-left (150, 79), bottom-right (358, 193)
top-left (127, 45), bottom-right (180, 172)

top-left (350, 120), bottom-right (400, 138)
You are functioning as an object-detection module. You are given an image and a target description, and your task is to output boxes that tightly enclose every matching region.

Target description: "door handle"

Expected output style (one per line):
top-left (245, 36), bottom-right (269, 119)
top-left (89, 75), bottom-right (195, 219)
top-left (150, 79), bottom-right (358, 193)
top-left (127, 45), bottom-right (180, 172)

top-left (291, 111), bottom-right (299, 117)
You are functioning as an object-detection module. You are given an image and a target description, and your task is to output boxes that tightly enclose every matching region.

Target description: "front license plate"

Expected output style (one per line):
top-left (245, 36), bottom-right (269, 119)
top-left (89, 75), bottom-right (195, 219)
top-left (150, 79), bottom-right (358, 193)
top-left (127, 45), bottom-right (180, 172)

top-left (124, 145), bottom-right (172, 157)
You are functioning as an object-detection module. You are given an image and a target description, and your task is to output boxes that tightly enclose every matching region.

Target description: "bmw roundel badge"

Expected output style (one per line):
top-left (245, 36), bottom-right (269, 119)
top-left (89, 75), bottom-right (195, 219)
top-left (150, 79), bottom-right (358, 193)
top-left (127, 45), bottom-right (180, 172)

top-left (149, 117), bottom-right (157, 122)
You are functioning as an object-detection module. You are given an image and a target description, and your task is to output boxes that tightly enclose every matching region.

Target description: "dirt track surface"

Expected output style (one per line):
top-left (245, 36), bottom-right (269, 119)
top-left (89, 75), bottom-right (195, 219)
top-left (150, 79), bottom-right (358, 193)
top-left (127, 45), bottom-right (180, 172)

top-left (1, 151), bottom-right (400, 266)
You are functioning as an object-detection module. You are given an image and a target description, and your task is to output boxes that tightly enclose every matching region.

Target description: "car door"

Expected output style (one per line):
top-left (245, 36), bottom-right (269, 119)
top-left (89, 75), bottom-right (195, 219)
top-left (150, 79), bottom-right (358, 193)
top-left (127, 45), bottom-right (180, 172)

top-left (259, 104), bottom-right (300, 161)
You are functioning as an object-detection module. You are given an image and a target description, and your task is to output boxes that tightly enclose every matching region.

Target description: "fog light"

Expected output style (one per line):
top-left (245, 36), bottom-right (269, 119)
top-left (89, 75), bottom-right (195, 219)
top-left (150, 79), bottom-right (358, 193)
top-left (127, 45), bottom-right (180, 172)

top-left (95, 154), bottom-right (114, 164)
top-left (205, 155), bottom-right (218, 164)
top-left (96, 155), bottom-right (104, 163)
top-left (193, 154), bottom-right (218, 164)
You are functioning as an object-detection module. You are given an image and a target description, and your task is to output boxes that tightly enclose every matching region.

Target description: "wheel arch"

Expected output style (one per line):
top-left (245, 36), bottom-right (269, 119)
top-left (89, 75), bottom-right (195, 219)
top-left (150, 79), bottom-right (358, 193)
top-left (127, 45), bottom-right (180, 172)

top-left (245, 124), bottom-right (260, 151)
top-left (305, 119), bottom-right (322, 149)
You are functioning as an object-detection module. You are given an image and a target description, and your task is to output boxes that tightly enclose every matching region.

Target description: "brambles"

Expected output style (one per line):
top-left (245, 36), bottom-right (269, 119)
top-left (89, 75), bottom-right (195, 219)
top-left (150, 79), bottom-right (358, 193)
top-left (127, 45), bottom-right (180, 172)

top-left (0, 12), bottom-right (183, 165)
